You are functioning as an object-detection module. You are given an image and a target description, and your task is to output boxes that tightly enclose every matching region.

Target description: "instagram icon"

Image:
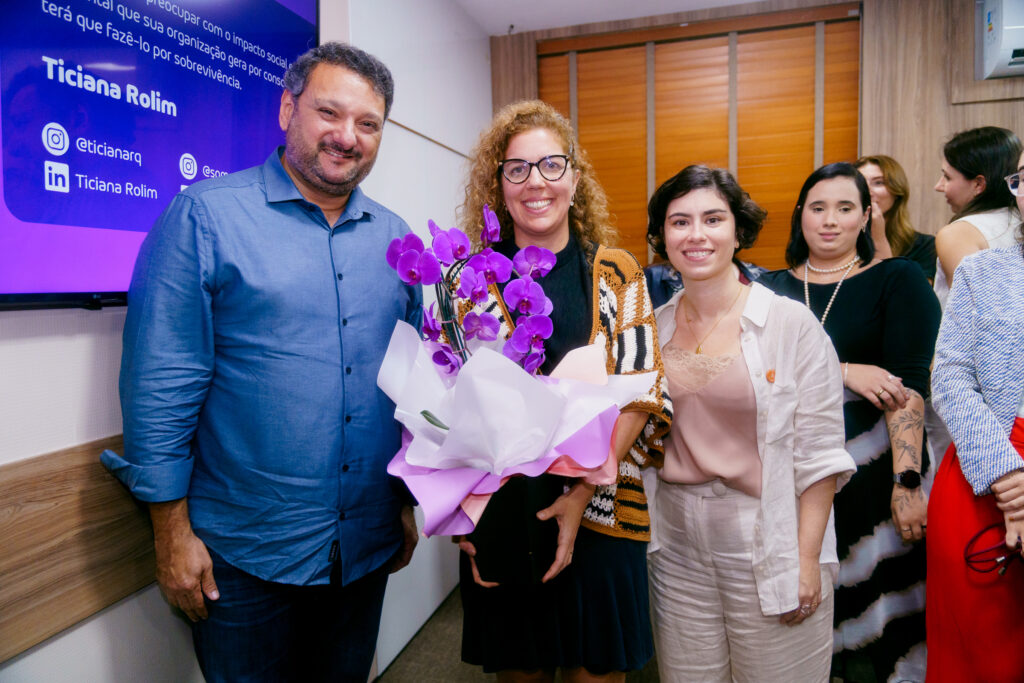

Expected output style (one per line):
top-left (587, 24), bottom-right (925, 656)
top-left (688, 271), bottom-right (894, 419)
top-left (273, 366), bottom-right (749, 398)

top-left (42, 122), bottom-right (69, 156)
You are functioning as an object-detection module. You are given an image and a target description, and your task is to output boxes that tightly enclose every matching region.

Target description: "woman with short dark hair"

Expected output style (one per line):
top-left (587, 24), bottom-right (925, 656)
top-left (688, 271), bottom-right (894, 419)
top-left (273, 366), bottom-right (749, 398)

top-left (646, 165), bottom-right (855, 682)
top-left (759, 162), bottom-right (941, 682)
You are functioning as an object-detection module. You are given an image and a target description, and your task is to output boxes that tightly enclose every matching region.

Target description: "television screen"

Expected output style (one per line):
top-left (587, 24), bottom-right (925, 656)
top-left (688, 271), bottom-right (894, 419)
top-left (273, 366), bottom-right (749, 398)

top-left (0, 0), bottom-right (317, 309)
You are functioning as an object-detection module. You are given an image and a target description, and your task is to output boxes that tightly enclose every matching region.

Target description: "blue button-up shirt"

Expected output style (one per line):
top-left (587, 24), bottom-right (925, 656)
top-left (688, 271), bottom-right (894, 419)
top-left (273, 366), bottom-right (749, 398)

top-left (102, 149), bottom-right (422, 586)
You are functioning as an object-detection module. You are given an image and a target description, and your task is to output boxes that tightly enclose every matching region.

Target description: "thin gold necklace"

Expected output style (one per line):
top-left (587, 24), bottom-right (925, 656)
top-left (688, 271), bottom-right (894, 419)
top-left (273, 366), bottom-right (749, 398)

top-left (681, 285), bottom-right (744, 355)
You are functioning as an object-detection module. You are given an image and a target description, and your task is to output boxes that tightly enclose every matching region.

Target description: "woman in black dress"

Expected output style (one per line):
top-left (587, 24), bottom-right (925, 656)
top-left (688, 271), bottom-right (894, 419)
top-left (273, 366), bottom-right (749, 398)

top-left (855, 154), bottom-right (936, 282)
top-left (453, 100), bottom-right (671, 682)
top-left (758, 162), bottom-right (940, 682)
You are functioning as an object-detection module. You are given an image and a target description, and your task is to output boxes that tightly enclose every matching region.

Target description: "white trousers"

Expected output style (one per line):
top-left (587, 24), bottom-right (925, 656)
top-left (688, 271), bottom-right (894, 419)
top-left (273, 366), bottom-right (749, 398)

top-left (648, 480), bottom-right (833, 683)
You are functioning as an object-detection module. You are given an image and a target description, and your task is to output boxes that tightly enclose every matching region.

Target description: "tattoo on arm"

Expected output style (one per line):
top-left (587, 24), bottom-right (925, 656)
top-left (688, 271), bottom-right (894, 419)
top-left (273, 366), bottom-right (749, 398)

top-left (886, 390), bottom-right (924, 470)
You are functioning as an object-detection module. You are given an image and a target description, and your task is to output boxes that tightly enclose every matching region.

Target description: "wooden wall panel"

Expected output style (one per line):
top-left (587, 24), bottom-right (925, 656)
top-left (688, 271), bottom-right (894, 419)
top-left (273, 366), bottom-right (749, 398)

top-left (576, 46), bottom-right (649, 262)
top-left (861, 0), bottom-right (1024, 236)
top-left (654, 37), bottom-right (731, 187)
top-left (538, 55), bottom-right (571, 120)
top-left (823, 20), bottom-right (860, 164)
top-left (491, 32), bottom-right (538, 112)
top-left (0, 436), bottom-right (155, 663)
top-left (737, 26), bottom-right (816, 270)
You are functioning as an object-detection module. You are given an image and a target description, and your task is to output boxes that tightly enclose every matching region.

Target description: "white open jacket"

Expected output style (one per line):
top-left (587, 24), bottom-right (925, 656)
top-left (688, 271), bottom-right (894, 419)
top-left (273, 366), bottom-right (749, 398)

top-left (646, 282), bottom-right (856, 616)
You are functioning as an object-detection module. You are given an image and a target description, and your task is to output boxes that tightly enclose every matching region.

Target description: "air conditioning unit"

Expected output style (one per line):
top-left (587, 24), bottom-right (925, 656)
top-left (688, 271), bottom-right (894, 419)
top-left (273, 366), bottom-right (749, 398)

top-left (978, 0), bottom-right (1024, 79)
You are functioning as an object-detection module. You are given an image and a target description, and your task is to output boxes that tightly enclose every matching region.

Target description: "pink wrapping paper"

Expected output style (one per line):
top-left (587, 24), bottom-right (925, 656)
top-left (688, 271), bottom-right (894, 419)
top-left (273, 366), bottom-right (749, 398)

top-left (389, 406), bottom-right (620, 537)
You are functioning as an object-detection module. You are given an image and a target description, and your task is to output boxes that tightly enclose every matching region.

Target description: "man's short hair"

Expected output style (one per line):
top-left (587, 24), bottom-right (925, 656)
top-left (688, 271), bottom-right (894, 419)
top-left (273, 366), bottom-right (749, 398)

top-left (283, 42), bottom-right (395, 119)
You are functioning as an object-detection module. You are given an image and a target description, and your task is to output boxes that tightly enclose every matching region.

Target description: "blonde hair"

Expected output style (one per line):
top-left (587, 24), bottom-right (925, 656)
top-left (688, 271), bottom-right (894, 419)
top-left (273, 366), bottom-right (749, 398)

top-left (855, 154), bottom-right (916, 257)
top-left (457, 100), bottom-right (615, 249)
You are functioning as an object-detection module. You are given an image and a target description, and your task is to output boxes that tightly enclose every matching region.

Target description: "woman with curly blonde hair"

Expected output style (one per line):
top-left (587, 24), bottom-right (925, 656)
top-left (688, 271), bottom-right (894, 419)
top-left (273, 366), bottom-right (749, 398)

top-left (458, 100), bottom-right (614, 249)
top-left (455, 99), bottom-right (671, 683)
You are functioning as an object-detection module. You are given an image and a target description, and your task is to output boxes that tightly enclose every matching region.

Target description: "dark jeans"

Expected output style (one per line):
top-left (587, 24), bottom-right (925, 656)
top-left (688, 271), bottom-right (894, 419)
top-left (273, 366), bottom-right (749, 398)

top-left (192, 549), bottom-right (389, 683)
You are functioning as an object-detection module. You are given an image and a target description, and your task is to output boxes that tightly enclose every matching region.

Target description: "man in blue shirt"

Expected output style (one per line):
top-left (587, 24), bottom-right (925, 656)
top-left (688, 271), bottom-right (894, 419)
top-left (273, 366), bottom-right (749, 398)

top-left (102, 42), bottom-right (422, 682)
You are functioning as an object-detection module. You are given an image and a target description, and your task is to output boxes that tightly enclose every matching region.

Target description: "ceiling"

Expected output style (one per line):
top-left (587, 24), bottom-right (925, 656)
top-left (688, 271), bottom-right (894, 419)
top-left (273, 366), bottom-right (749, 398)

top-left (451, 0), bottom-right (747, 36)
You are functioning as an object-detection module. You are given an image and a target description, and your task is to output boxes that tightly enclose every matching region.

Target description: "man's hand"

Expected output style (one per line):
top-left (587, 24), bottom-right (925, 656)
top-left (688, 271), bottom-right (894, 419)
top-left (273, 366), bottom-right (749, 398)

top-left (149, 499), bottom-right (219, 622)
top-left (390, 504), bottom-right (419, 573)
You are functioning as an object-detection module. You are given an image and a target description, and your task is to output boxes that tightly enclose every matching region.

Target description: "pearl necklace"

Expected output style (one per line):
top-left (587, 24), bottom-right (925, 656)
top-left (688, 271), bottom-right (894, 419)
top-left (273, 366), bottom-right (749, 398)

top-left (803, 258), bottom-right (859, 325)
top-left (806, 255), bottom-right (861, 274)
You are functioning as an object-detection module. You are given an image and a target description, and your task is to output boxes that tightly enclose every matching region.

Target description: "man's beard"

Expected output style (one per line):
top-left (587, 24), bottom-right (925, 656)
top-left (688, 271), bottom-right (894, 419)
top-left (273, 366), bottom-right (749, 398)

top-left (286, 135), bottom-right (374, 198)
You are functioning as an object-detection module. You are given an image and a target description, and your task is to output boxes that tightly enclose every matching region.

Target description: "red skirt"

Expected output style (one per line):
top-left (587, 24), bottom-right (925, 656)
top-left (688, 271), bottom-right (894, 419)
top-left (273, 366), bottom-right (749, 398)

top-left (926, 423), bottom-right (1024, 683)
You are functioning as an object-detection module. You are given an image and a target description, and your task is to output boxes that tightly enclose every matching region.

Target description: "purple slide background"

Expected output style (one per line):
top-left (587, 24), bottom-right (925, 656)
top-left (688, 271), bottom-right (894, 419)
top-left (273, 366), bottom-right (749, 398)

top-left (0, 0), bottom-right (315, 295)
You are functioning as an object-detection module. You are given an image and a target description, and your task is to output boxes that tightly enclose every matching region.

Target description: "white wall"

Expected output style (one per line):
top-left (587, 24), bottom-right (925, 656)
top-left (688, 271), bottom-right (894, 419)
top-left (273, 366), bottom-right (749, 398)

top-left (0, 306), bottom-right (205, 683)
top-left (0, 0), bottom-right (490, 680)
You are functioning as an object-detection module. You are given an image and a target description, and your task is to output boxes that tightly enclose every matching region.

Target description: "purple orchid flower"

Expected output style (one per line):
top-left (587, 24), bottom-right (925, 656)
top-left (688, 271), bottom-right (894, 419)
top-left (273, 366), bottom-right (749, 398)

top-left (456, 266), bottom-right (489, 305)
top-left (422, 302), bottom-right (442, 342)
top-left (386, 233), bottom-right (425, 270)
top-left (466, 250), bottom-right (513, 285)
top-left (522, 351), bottom-right (546, 374)
top-left (481, 204), bottom-right (502, 247)
top-left (463, 311), bottom-right (500, 341)
top-left (432, 227), bottom-right (472, 266)
top-left (513, 245), bottom-right (556, 279)
top-left (503, 277), bottom-right (552, 316)
top-left (397, 249), bottom-right (442, 286)
top-left (430, 343), bottom-right (463, 376)
top-left (504, 314), bottom-right (553, 362)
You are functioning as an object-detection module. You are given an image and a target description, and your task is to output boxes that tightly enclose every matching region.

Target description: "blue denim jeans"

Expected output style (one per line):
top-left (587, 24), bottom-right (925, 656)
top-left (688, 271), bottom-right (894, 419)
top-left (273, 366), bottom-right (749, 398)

top-left (192, 548), bottom-right (389, 683)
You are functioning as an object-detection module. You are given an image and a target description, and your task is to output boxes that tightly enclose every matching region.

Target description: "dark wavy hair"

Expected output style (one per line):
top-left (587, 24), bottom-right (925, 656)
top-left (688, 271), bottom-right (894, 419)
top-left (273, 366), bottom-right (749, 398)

top-left (785, 162), bottom-right (875, 269)
top-left (942, 126), bottom-right (1021, 220)
top-left (283, 41), bottom-right (395, 119)
top-left (647, 165), bottom-right (767, 260)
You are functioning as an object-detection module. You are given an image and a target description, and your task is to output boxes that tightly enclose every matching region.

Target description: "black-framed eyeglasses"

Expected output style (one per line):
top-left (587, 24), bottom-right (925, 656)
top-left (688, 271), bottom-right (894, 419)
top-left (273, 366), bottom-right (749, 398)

top-left (964, 522), bottom-right (1023, 576)
top-left (1005, 171), bottom-right (1024, 197)
top-left (498, 155), bottom-right (570, 184)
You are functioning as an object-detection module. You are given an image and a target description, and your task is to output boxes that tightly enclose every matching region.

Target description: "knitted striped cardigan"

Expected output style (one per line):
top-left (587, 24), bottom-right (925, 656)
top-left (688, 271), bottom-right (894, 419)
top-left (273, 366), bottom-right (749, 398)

top-left (456, 241), bottom-right (672, 541)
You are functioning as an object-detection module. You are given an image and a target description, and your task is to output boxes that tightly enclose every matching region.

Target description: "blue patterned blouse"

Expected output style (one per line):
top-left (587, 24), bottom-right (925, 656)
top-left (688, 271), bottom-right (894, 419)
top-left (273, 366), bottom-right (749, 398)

top-left (932, 246), bottom-right (1024, 494)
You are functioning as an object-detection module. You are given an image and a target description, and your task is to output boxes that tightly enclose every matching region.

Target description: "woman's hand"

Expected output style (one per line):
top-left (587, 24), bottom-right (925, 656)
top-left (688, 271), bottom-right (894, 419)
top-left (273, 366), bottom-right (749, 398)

top-left (456, 536), bottom-right (500, 588)
top-left (536, 480), bottom-right (595, 583)
top-left (891, 484), bottom-right (928, 542)
top-left (779, 558), bottom-right (822, 626)
top-left (992, 470), bottom-right (1024, 550)
top-left (869, 200), bottom-right (893, 260)
top-left (844, 363), bottom-right (910, 411)
top-left (992, 469), bottom-right (1024, 514)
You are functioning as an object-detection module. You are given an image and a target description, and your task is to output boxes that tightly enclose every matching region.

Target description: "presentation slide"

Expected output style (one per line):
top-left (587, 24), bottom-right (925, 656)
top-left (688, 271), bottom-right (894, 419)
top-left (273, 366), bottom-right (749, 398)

top-left (0, 0), bottom-right (316, 304)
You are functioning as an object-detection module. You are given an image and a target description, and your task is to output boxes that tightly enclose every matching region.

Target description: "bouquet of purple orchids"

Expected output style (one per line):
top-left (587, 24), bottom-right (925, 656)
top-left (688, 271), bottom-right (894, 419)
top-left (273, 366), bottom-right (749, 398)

top-left (377, 207), bottom-right (650, 537)
top-left (385, 205), bottom-right (556, 375)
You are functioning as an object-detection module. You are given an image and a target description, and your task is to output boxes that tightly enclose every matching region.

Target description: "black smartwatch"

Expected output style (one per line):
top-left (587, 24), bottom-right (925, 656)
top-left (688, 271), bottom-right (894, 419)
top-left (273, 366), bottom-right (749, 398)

top-left (893, 470), bottom-right (922, 489)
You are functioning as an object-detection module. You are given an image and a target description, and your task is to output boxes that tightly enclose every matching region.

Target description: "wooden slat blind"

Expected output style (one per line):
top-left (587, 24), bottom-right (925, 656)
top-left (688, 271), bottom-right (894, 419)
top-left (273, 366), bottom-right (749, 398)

top-left (538, 54), bottom-right (571, 121)
top-left (537, 12), bottom-right (860, 270)
top-left (576, 46), bottom-right (648, 259)
top-left (823, 20), bottom-right (861, 165)
top-left (736, 26), bottom-right (817, 270)
top-left (654, 37), bottom-right (731, 193)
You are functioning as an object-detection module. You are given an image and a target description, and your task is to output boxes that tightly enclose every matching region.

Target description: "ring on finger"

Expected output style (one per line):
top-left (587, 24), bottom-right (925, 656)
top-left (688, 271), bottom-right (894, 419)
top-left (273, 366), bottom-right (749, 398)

top-left (887, 374), bottom-right (896, 380)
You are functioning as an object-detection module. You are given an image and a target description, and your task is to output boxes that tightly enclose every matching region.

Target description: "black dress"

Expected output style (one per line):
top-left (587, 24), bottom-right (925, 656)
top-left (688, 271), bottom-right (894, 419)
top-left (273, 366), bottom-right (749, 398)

top-left (459, 234), bottom-right (653, 674)
top-left (902, 232), bottom-right (937, 282)
top-left (758, 258), bottom-right (941, 683)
